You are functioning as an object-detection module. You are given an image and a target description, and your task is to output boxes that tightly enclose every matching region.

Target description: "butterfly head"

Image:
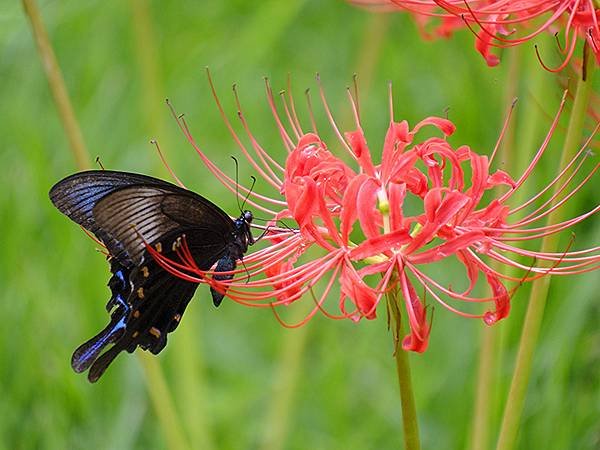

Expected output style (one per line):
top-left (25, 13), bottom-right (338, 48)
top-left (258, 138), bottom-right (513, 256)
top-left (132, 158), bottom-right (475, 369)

top-left (242, 210), bottom-right (253, 224)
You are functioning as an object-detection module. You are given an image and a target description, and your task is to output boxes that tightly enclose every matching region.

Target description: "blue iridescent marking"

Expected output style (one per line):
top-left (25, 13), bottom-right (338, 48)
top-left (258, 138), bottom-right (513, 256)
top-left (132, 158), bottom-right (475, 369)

top-left (112, 293), bottom-right (129, 313)
top-left (71, 312), bottom-right (128, 373)
top-left (114, 269), bottom-right (127, 288)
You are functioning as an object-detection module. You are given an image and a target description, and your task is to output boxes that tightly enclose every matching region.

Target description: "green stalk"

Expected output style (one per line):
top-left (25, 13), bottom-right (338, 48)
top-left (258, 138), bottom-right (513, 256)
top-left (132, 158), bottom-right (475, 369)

top-left (470, 326), bottom-right (497, 450)
top-left (469, 47), bottom-right (521, 450)
top-left (259, 321), bottom-right (310, 450)
top-left (380, 190), bottom-right (420, 450)
top-left (22, 0), bottom-right (91, 170)
top-left (351, 13), bottom-right (390, 95)
top-left (129, 0), bottom-right (168, 151)
top-left (496, 46), bottom-right (596, 450)
top-left (128, 2), bottom-right (214, 449)
top-left (24, 3), bottom-right (190, 448)
top-left (388, 288), bottom-right (421, 450)
top-left (139, 354), bottom-right (191, 450)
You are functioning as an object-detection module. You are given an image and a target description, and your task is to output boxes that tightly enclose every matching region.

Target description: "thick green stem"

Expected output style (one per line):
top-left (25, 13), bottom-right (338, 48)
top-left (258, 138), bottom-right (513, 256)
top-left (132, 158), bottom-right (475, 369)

top-left (22, 0), bottom-right (91, 170)
top-left (395, 348), bottom-right (420, 449)
top-left (388, 289), bottom-right (421, 450)
top-left (379, 178), bottom-right (420, 450)
top-left (496, 47), bottom-right (596, 450)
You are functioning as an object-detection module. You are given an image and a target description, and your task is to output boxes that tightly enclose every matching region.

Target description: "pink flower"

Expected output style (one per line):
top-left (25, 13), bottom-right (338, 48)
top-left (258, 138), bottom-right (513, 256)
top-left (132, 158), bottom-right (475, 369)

top-left (150, 74), bottom-right (600, 353)
top-left (349, 0), bottom-right (600, 69)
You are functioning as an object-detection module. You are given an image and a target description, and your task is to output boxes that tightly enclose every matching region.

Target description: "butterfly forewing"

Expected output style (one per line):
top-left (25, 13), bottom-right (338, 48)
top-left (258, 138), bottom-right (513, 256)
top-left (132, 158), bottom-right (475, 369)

top-left (92, 186), bottom-right (234, 265)
top-left (50, 170), bottom-right (236, 266)
top-left (49, 171), bottom-right (174, 247)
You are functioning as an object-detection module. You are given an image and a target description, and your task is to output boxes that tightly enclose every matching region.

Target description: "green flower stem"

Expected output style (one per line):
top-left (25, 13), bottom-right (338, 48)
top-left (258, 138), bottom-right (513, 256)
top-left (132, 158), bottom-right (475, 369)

top-left (380, 182), bottom-right (420, 450)
top-left (395, 346), bottom-right (420, 450)
top-left (139, 354), bottom-right (191, 450)
top-left (496, 46), bottom-right (596, 450)
top-left (388, 288), bottom-right (421, 450)
top-left (22, 0), bottom-right (91, 171)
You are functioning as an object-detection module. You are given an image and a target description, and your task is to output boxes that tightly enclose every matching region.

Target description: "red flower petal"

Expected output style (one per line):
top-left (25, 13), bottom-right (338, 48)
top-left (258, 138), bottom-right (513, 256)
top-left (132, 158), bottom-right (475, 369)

top-left (382, 121), bottom-right (412, 181)
top-left (404, 189), bottom-right (470, 255)
top-left (408, 231), bottom-right (485, 264)
top-left (388, 182), bottom-right (407, 231)
top-left (345, 129), bottom-right (376, 177)
top-left (265, 260), bottom-right (301, 305)
top-left (412, 116), bottom-right (456, 136)
top-left (340, 263), bottom-right (378, 320)
top-left (349, 229), bottom-right (412, 261)
top-left (357, 177), bottom-right (383, 240)
top-left (482, 269), bottom-right (510, 325)
top-left (399, 269), bottom-right (429, 352)
top-left (340, 174), bottom-right (370, 243)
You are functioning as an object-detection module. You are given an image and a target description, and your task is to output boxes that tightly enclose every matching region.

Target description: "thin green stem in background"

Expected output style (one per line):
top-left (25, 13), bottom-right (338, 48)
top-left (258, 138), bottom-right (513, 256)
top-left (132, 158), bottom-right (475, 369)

top-left (139, 354), bottom-right (191, 450)
top-left (496, 45), bottom-right (596, 450)
top-left (129, 0), bottom-right (169, 153)
top-left (388, 288), bottom-right (421, 450)
top-left (259, 12), bottom-right (390, 450)
top-left (259, 321), bottom-right (311, 450)
top-left (23, 3), bottom-right (189, 449)
top-left (469, 47), bottom-right (521, 450)
top-left (128, 2), bottom-right (215, 449)
top-left (22, 0), bottom-right (91, 171)
top-left (352, 13), bottom-right (390, 95)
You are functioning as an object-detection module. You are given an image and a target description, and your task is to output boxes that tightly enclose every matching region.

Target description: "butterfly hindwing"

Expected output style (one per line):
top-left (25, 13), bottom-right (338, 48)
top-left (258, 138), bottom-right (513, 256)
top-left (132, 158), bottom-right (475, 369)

top-left (86, 254), bottom-right (197, 382)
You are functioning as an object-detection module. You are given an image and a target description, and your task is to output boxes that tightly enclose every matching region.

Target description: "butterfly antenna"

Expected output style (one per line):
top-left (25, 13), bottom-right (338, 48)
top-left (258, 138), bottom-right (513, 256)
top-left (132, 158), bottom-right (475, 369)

top-left (95, 156), bottom-right (106, 170)
top-left (241, 176), bottom-right (256, 211)
top-left (231, 156), bottom-right (242, 211)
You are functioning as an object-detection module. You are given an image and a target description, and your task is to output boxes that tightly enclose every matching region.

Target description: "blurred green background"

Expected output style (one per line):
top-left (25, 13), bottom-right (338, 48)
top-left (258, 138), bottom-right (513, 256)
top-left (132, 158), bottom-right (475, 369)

top-left (1, 1), bottom-right (599, 449)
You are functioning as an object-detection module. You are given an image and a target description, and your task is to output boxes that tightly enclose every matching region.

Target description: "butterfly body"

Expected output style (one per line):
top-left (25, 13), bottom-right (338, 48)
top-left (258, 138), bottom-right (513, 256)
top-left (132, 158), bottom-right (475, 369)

top-left (49, 170), bottom-right (253, 382)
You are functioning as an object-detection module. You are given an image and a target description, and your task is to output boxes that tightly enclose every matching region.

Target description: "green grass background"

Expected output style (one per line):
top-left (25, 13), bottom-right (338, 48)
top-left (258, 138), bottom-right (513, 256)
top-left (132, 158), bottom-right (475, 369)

top-left (1, 1), bottom-right (599, 449)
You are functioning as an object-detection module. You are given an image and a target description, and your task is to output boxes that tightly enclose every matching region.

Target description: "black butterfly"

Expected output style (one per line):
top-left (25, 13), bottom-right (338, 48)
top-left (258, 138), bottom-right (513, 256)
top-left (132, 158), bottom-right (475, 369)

top-left (49, 170), bottom-right (254, 382)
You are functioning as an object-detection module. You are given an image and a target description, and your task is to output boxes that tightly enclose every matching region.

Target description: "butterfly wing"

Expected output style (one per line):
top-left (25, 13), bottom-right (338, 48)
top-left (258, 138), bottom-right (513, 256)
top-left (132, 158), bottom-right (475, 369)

top-left (81, 253), bottom-right (199, 382)
top-left (49, 170), bottom-right (235, 267)
top-left (50, 170), bottom-right (237, 381)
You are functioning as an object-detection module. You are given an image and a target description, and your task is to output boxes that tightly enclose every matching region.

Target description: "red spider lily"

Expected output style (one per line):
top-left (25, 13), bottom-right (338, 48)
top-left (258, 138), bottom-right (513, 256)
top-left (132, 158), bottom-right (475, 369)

top-left (150, 74), bottom-right (600, 353)
top-left (349, 0), bottom-right (600, 70)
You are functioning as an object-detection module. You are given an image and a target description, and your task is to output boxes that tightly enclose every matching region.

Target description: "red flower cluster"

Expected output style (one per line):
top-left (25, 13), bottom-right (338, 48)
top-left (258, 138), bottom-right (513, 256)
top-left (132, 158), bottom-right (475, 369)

top-left (350, 0), bottom-right (600, 70)
top-left (150, 77), bottom-right (599, 353)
